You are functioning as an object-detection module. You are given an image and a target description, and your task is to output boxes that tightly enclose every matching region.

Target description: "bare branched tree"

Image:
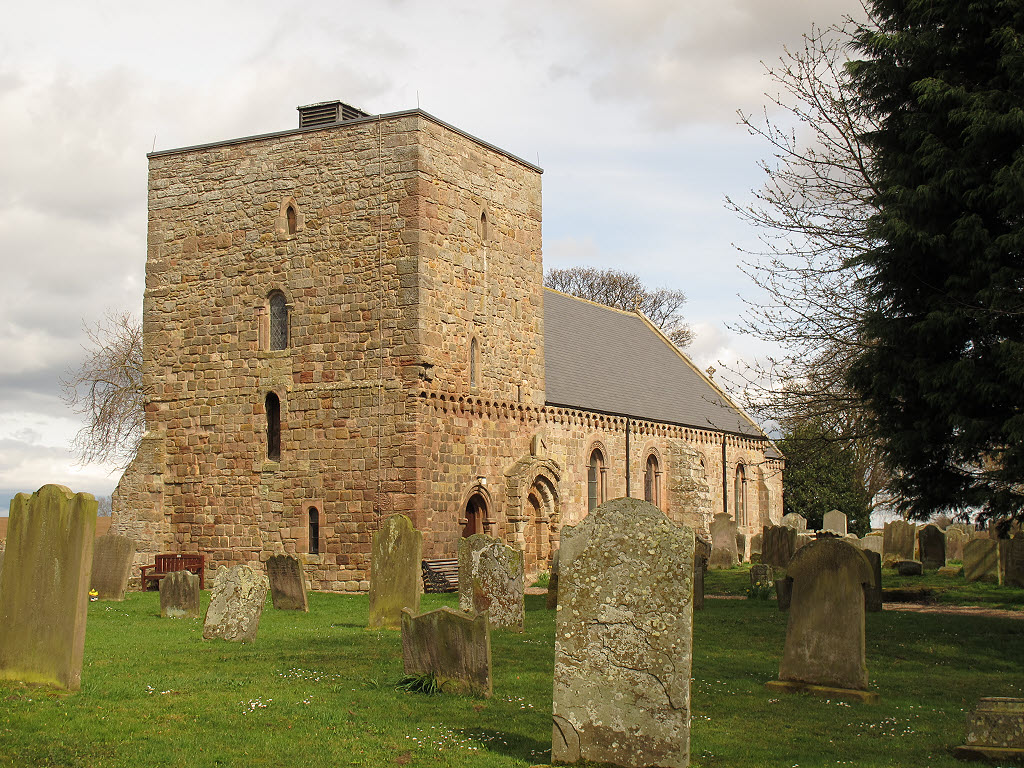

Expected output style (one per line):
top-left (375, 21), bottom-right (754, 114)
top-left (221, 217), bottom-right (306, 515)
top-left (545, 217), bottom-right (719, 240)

top-left (61, 311), bottom-right (146, 468)
top-left (545, 266), bottom-right (693, 348)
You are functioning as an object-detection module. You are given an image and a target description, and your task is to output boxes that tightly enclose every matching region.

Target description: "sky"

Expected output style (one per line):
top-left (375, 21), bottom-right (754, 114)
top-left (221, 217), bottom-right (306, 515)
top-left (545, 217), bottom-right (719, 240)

top-left (0, 0), bottom-right (866, 505)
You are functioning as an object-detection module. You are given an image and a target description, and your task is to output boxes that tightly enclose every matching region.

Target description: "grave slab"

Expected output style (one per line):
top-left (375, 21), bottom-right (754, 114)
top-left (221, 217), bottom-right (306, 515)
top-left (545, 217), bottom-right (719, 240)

top-left (401, 607), bottom-right (491, 697)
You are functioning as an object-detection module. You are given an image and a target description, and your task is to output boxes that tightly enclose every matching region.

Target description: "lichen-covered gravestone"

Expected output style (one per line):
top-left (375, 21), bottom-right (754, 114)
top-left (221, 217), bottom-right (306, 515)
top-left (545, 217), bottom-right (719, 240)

top-left (368, 514), bottom-right (422, 629)
top-left (767, 538), bottom-right (878, 702)
top-left (1000, 539), bottom-right (1024, 589)
top-left (160, 570), bottom-right (201, 618)
top-left (883, 520), bottom-right (916, 564)
top-left (458, 534), bottom-right (524, 631)
top-left (750, 563), bottom-right (774, 587)
top-left (954, 697), bottom-right (1024, 763)
top-left (266, 554), bottom-right (309, 612)
top-left (90, 534), bottom-right (136, 601)
top-left (917, 524), bottom-right (946, 570)
top-left (0, 485), bottom-right (97, 690)
top-left (781, 513), bottom-right (807, 531)
top-left (761, 525), bottom-right (797, 569)
top-left (400, 606), bottom-right (491, 697)
top-left (553, 497), bottom-right (695, 768)
top-left (709, 512), bottom-right (738, 569)
top-left (964, 539), bottom-right (1001, 583)
top-left (202, 565), bottom-right (269, 642)
top-left (823, 509), bottom-right (847, 535)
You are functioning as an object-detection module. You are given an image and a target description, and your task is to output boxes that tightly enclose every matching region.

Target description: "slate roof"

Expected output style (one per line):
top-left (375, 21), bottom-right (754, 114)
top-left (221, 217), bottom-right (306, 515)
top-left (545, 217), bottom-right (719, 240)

top-left (543, 288), bottom-right (770, 442)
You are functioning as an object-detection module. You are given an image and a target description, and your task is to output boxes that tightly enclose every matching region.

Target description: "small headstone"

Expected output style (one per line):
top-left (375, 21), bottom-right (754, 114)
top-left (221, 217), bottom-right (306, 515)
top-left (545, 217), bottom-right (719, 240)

top-left (553, 498), bottom-right (694, 768)
top-left (883, 520), bottom-right (916, 562)
top-left (735, 531), bottom-right (747, 562)
top-left (458, 534), bottom-right (525, 631)
top-left (917, 524), bottom-right (946, 570)
top-left (896, 560), bottom-right (923, 576)
top-left (775, 577), bottom-right (793, 611)
top-left (368, 515), bottom-right (421, 628)
top-left (859, 535), bottom-right (884, 556)
top-left (202, 565), bottom-right (269, 642)
top-left (863, 550), bottom-right (883, 613)
top-left (750, 563), bottom-right (774, 587)
top-left (401, 607), bottom-right (491, 697)
top-left (761, 525), bottom-right (797, 569)
top-left (160, 570), bottom-right (200, 618)
top-left (796, 532), bottom-right (815, 550)
top-left (750, 533), bottom-right (763, 560)
top-left (0, 485), bottom-right (97, 691)
top-left (1000, 539), bottom-right (1024, 588)
top-left (709, 513), bottom-right (738, 569)
top-left (781, 513), bottom-right (807, 531)
top-left (694, 538), bottom-right (710, 611)
top-left (945, 527), bottom-right (968, 562)
top-left (266, 554), bottom-right (309, 612)
top-left (546, 549), bottom-right (560, 610)
top-left (964, 539), bottom-right (1001, 583)
top-left (767, 538), bottom-right (877, 702)
top-left (89, 534), bottom-right (136, 601)
top-left (823, 509), bottom-right (848, 536)
top-left (954, 698), bottom-right (1024, 763)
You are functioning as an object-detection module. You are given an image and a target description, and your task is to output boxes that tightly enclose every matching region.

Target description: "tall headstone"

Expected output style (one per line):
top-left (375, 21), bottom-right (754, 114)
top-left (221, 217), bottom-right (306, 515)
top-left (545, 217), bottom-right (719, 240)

top-left (266, 554), bottom-right (309, 612)
top-left (553, 498), bottom-right (694, 768)
top-left (202, 565), bottom-right (269, 642)
top-left (694, 538), bottom-right (710, 611)
top-left (863, 550), bottom-right (883, 613)
top-left (368, 514), bottom-right (422, 628)
top-left (823, 509), bottom-right (848, 536)
top-left (709, 513), bottom-right (738, 569)
top-left (761, 525), bottom-right (797, 569)
top-left (0, 485), bottom-right (97, 690)
top-left (964, 539), bottom-right (1001, 583)
top-left (160, 570), bottom-right (201, 618)
top-left (90, 534), bottom-right (136, 601)
top-left (401, 607), bottom-right (491, 696)
top-left (458, 534), bottom-right (525, 631)
top-left (945, 526), bottom-right (968, 562)
top-left (781, 513), bottom-right (807, 532)
top-left (735, 531), bottom-right (747, 563)
top-left (1000, 539), bottom-right (1024, 589)
top-left (766, 538), bottom-right (877, 702)
top-left (546, 549), bottom-right (559, 610)
top-left (917, 524), bottom-right (946, 570)
top-left (883, 520), bottom-right (916, 564)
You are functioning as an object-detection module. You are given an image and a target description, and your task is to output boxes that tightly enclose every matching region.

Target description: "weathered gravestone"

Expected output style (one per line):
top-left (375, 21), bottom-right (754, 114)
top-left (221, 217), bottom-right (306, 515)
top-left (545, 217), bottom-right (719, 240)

top-left (750, 563), bottom-right (774, 587)
top-left (368, 514), bottom-right (421, 628)
top-left (823, 509), bottom-right (848, 536)
top-left (883, 520), bottom-right (916, 564)
top-left (775, 577), bottom-right (793, 611)
top-left (735, 531), bottom-right (747, 563)
top-left (202, 565), bottom-right (269, 642)
top-left (546, 548), bottom-right (560, 610)
top-left (90, 534), bottom-right (136, 601)
top-left (750, 533), bottom-right (763, 561)
top-left (761, 525), bottom-right (797, 569)
top-left (917, 524), bottom-right (946, 570)
top-left (266, 554), bottom-right (309, 612)
top-left (863, 550), bottom-right (883, 613)
top-left (401, 606), bottom-right (491, 697)
top-left (1000, 539), bottom-right (1024, 589)
top-left (458, 534), bottom-right (524, 631)
top-left (160, 570), bottom-right (201, 618)
top-left (954, 697), bottom-right (1024, 763)
top-left (766, 538), bottom-right (878, 702)
top-left (896, 560), bottom-right (923, 576)
top-left (859, 535), bottom-right (884, 556)
top-left (945, 526), bottom-right (968, 562)
top-left (553, 497), bottom-right (694, 768)
top-left (781, 513), bottom-right (807, 532)
top-left (694, 538), bottom-right (710, 611)
top-left (709, 513), bottom-right (738, 569)
top-left (0, 485), bottom-right (97, 690)
top-left (796, 532), bottom-right (815, 551)
top-left (964, 539), bottom-right (1001, 583)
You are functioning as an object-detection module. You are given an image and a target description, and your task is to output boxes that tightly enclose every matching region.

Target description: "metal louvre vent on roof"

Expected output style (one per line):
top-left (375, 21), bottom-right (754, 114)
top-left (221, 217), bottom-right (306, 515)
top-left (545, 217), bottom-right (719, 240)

top-left (297, 100), bottom-right (371, 129)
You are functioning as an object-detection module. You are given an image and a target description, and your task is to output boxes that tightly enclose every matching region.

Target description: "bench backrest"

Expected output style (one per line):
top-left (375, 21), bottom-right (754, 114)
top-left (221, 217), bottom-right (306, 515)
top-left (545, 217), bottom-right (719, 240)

top-left (154, 553), bottom-right (205, 572)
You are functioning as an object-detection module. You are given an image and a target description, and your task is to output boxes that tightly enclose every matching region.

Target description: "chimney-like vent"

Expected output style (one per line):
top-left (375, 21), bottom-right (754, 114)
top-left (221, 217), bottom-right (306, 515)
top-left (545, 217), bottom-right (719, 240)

top-left (297, 100), bottom-right (371, 129)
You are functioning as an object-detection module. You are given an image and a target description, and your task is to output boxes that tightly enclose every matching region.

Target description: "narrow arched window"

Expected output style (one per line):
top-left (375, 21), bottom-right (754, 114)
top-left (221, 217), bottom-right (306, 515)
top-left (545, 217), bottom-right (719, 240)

top-left (644, 454), bottom-right (660, 507)
top-left (587, 448), bottom-right (606, 513)
top-left (308, 507), bottom-right (320, 555)
top-left (286, 205), bottom-right (298, 235)
top-left (269, 291), bottom-right (288, 350)
top-left (470, 337), bottom-right (479, 389)
top-left (480, 210), bottom-right (489, 241)
top-left (266, 392), bottom-right (281, 461)
top-left (735, 464), bottom-right (747, 526)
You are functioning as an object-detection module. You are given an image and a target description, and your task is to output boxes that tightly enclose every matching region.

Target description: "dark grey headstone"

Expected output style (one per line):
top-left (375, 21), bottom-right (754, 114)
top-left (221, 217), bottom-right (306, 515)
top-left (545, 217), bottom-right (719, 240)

top-left (1000, 539), bottom-right (1024, 588)
top-left (160, 570), bottom-right (200, 618)
top-left (710, 513), bottom-right (738, 569)
top-left (762, 525), bottom-right (797, 569)
top-left (775, 577), bottom-right (793, 611)
top-left (896, 560), bottom-right (923, 576)
top-left (266, 554), bottom-right (308, 612)
top-left (883, 521), bottom-right (916, 562)
top-left (863, 550), bottom-right (882, 613)
top-left (917, 524), bottom-right (946, 570)
top-left (90, 534), bottom-right (136, 601)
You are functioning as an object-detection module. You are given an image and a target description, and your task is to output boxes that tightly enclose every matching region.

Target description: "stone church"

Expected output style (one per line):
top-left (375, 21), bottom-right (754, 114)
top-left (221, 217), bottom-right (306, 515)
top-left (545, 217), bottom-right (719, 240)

top-left (112, 100), bottom-right (784, 591)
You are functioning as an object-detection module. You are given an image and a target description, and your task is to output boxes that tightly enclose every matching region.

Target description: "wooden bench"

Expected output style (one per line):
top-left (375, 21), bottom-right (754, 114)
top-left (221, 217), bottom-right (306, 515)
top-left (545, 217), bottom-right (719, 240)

top-left (421, 558), bottom-right (459, 593)
top-left (140, 553), bottom-right (206, 591)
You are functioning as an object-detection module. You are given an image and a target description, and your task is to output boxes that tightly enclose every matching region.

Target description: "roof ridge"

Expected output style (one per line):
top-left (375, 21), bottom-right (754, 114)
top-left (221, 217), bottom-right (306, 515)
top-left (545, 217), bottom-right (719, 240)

top-left (542, 287), bottom-right (646, 320)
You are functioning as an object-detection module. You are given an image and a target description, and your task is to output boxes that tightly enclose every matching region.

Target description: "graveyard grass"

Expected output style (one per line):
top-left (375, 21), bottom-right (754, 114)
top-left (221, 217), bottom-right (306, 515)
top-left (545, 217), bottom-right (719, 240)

top-left (0, 588), bottom-right (1021, 767)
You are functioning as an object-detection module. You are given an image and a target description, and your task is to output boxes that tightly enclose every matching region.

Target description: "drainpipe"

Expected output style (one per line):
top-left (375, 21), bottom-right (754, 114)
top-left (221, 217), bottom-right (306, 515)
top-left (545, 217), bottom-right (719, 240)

top-left (722, 437), bottom-right (729, 517)
top-left (625, 418), bottom-right (631, 497)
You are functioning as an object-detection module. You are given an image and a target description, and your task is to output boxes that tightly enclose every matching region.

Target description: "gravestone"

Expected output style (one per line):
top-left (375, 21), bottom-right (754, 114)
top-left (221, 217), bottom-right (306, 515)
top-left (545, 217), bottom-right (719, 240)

top-left (709, 513), bottom-right (738, 569)
top-left (160, 570), bottom-right (201, 618)
top-left (750, 563), bottom-right (774, 587)
top-left (954, 698), bottom-right (1024, 763)
top-left (0, 485), bottom-right (97, 690)
top-left (883, 521), bottom-right (916, 563)
top-left (368, 514), bottom-right (421, 628)
top-left (761, 525), bottom-right (797, 568)
top-left (458, 534), bottom-right (525, 631)
top-left (945, 526), bottom-right (968, 562)
top-left (917, 524), bottom-right (946, 570)
top-left (795, 532), bottom-right (815, 551)
top-left (775, 577), bottom-right (793, 611)
top-left (749, 533), bottom-right (763, 561)
top-left (863, 550), bottom-right (883, 613)
top-left (859, 535), bottom-right (884, 556)
top-left (266, 554), bottom-right (309, 612)
top-left (896, 560), bottom-right (923, 576)
top-left (694, 538), bottom-right (710, 611)
top-left (766, 538), bottom-right (877, 702)
top-left (781, 513), bottom-right (807, 531)
top-left (1000, 539), bottom-right (1024, 589)
top-left (823, 509), bottom-right (848, 536)
top-left (964, 539), bottom-right (1001, 583)
top-left (938, 565), bottom-right (963, 577)
top-left (553, 497), bottom-right (694, 768)
top-left (202, 565), bottom-right (269, 642)
top-left (90, 534), bottom-right (136, 601)
top-left (735, 531), bottom-right (747, 562)
top-left (546, 549), bottom-right (559, 610)
top-left (401, 607), bottom-right (491, 697)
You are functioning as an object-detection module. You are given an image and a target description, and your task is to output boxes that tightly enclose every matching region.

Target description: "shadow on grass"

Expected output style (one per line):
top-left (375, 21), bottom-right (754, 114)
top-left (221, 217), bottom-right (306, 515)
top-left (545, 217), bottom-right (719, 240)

top-left (456, 728), bottom-right (551, 763)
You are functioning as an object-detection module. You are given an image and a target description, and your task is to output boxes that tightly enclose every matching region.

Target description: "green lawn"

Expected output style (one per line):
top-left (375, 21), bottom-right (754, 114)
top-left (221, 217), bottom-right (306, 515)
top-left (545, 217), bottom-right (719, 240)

top-left (0, 588), bottom-right (1021, 767)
